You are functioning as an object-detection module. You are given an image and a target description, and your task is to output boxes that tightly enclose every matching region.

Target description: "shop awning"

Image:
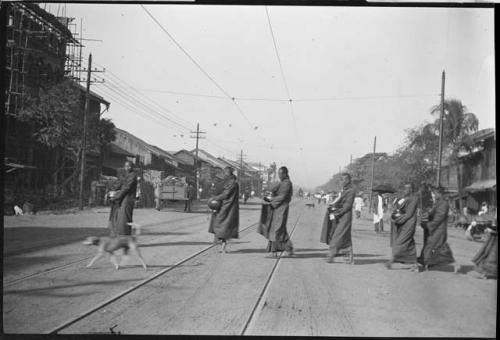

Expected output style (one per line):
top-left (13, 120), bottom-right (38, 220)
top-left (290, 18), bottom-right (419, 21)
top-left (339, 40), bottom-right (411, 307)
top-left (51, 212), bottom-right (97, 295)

top-left (464, 179), bottom-right (496, 192)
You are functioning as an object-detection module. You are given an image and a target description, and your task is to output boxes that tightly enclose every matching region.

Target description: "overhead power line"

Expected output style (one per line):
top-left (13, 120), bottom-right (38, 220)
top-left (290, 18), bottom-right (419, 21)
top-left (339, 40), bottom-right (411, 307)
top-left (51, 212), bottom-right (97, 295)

top-left (265, 6), bottom-right (309, 179)
top-left (139, 4), bottom-right (265, 141)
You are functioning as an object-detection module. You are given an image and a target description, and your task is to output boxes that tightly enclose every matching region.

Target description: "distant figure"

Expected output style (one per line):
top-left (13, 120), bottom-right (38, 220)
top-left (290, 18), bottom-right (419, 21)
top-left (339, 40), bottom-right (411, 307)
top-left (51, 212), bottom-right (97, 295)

top-left (14, 205), bottom-right (23, 216)
top-left (418, 186), bottom-right (460, 273)
top-left (323, 173), bottom-right (355, 264)
top-left (373, 193), bottom-right (384, 233)
top-left (208, 167), bottom-right (239, 253)
top-left (258, 166), bottom-right (294, 257)
top-left (23, 202), bottom-right (35, 215)
top-left (471, 216), bottom-right (497, 279)
top-left (108, 161), bottom-right (138, 237)
top-left (184, 183), bottom-right (195, 213)
top-left (354, 196), bottom-right (363, 219)
top-left (478, 202), bottom-right (488, 216)
top-left (386, 183), bottom-right (418, 272)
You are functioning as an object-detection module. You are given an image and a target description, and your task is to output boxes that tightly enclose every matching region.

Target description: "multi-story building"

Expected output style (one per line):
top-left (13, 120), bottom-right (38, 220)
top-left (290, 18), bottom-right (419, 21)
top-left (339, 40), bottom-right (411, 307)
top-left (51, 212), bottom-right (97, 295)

top-left (440, 128), bottom-right (496, 212)
top-left (3, 3), bottom-right (110, 210)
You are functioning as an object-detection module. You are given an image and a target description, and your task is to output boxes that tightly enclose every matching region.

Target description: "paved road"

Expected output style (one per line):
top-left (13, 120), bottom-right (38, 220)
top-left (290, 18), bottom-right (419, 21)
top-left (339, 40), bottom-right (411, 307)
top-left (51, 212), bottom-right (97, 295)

top-left (2, 199), bottom-right (497, 336)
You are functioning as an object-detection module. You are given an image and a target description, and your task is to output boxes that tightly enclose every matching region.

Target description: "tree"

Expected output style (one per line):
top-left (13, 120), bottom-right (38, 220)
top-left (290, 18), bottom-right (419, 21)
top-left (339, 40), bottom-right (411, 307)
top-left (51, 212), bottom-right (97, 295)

top-left (17, 80), bottom-right (116, 197)
top-left (430, 99), bottom-right (479, 207)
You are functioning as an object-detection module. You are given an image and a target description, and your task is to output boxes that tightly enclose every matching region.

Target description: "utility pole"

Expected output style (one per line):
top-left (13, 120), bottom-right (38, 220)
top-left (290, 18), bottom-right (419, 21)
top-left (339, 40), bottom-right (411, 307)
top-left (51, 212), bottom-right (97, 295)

top-left (190, 123), bottom-right (206, 200)
top-left (350, 154), bottom-right (353, 167)
top-left (436, 70), bottom-right (446, 188)
top-left (238, 150), bottom-right (246, 186)
top-left (368, 136), bottom-right (377, 214)
top-left (79, 53), bottom-right (92, 210)
top-left (258, 161), bottom-right (262, 197)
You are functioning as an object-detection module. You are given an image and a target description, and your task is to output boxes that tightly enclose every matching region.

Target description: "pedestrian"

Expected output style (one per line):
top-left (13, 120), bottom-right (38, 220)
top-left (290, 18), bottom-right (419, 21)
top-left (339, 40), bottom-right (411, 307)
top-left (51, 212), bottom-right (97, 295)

top-left (418, 186), bottom-right (460, 273)
top-left (184, 183), bottom-right (195, 213)
top-left (471, 216), bottom-right (497, 279)
top-left (323, 173), bottom-right (355, 264)
top-left (108, 161), bottom-right (138, 237)
top-left (208, 167), bottom-right (239, 253)
top-left (354, 195), bottom-right (363, 219)
top-left (478, 202), bottom-right (488, 216)
top-left (258, 166), bottom-right (294, 257)
top-left (386, 183), bottom-right (418, 272)
top-left (373, 192), bottom-right (384, 233)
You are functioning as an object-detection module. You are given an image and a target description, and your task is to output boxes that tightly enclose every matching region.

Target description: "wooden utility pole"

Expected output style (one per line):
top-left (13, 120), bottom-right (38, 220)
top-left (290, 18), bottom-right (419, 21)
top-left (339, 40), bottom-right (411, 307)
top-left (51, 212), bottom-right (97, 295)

top-left (239, 150), bottom-right (246, 186)
top-left (190, 123), bottom-right (205, 200)
top-left (368, 136), bottom-right (377, 214)
top-left (436, 70), bottom-right (446, 188)
top-left (79, 53), bottom-right (92, 210)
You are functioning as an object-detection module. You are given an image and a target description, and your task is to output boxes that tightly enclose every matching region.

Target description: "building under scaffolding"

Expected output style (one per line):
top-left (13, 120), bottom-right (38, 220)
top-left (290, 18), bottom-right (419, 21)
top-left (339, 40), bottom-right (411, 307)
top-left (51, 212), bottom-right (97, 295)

top-left (3, 2), bottom-right (110, 211)
top-left (4, 2), bottom-right (81, 116)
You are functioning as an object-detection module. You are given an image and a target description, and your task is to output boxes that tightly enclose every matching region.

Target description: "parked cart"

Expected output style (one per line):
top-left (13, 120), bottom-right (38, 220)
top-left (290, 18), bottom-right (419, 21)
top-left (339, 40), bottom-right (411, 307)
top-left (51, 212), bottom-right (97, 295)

top-left (154, 176), bottom-right (188, 210)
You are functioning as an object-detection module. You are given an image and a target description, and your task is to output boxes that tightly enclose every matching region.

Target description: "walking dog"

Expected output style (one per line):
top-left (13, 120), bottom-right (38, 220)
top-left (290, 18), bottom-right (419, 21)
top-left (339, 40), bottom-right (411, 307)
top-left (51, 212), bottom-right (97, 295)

top-left (83, 222), bottom-right (147, 270)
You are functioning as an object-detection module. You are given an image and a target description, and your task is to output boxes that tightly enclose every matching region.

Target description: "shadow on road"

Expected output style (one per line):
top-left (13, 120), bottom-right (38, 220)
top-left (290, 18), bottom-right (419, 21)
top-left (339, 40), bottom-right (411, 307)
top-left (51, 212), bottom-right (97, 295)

top-left (3, 227), bottom-right (109, 256)
top-left (227, 248), bottom-right (268, 254)
top-left (141, 231), bottom-right (193, 236)
top-left (239, 206), bottom-right (262, 211)
top-left (3, 255), bottom-right (69, 272)
top-left (352, 258), bottom-right (388, 265)
top-left (4, 278), bottom-right (144, 297)
top-left (140, 241), bottom-right (213, 247)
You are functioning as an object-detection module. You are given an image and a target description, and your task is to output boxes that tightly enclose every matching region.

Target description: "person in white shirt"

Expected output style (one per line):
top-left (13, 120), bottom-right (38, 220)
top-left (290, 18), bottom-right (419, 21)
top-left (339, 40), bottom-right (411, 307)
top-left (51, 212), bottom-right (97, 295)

top-left (373, 193), bottom-right (384, 233)
top-left (354, 196), bottom-right (363, 219)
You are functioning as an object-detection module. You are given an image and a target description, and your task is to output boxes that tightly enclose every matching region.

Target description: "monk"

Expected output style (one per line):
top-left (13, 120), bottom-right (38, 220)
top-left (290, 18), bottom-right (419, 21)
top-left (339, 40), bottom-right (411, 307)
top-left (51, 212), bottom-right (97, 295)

top-left (258, 166), bottom-right (294, 257)
top-left (208, 166), bottom-right (239, 253)
top-left (108, 161), bottom-right (138, 237)
top-left (386, 183), bottom-right (418, 272)
top-left (418, 186), bottom-right (460, 273)
top-left (324, 173), bottom-right (355, 264)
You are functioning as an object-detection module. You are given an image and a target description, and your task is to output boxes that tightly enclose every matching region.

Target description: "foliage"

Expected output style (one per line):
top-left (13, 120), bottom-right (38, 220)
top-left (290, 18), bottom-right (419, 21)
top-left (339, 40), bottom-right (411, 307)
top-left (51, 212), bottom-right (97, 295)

top-left (17, 79), bottom-right (116, 195)
top-left (316, 98), bottom-right (480, 197)
top-left (17, 79), bottom-right (81, 148)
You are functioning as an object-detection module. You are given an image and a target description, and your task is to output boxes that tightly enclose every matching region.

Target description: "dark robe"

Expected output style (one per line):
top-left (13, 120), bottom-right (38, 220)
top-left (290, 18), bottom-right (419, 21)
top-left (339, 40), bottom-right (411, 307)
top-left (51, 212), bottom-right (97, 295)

top-left (208, 175), bottom-right (239, 240)
top-left (472, 227), bottom-right (498, 278)
top-left (391, 194), bottom-right (418, 263)
top-left (258, 177), bottom-right (293, 252)
top-left (418, 198), bottom-right (455, 266)
top-left (109, 171), bottom-right (138, 236)
top-left (320, 183), bottom-right (355, 253)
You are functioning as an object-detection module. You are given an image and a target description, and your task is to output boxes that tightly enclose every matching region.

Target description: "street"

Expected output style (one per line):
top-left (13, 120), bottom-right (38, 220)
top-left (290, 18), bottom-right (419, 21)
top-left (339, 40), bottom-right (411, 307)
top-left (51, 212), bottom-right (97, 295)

top-left (2, 199), bottom-right (496, 336)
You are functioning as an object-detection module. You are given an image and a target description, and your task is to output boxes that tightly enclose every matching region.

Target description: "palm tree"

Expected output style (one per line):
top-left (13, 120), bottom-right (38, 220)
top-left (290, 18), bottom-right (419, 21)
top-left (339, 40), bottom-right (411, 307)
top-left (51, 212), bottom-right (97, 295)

top-left (431, 99), bottom-right (479, 208)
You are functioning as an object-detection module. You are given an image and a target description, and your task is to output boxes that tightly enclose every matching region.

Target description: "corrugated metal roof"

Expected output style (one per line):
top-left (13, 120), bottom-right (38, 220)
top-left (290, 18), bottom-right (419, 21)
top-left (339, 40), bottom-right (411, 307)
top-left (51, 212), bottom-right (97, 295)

top-left (464, 179), bottom-right (496, 192)
top-left (470, 128), bottom-right (495, 142)
top-left (108, 143), bottom-right (135, 157)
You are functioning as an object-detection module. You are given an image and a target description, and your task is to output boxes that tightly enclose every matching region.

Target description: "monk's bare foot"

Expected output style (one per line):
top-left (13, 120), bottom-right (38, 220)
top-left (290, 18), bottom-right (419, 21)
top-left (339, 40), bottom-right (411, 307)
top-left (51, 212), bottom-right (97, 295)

top-left (452, 262), bottom-right (461, 274)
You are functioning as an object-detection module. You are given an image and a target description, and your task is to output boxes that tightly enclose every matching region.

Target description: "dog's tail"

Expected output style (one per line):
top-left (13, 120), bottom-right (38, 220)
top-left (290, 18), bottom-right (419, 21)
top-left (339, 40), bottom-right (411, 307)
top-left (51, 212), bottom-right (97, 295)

top-left (127, 222), bottom-right (142, 235)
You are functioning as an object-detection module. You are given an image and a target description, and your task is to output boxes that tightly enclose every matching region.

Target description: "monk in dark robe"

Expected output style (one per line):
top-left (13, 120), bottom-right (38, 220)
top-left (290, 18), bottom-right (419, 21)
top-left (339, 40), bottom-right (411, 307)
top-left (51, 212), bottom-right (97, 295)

top-left (418, 186), bottom-right (460, 273)
top-left (323, 173), bottom-right (355, 264)
top-left (258, 166), bottom-right (294, 257)
top-left (208, 166), bottom-right (239, 253)
top-left (472, 217), bottom-right (497, 279)
top-left (109, 161), bottom-right (138, 237)
top-left (386, 183), bottom-right (418, 272)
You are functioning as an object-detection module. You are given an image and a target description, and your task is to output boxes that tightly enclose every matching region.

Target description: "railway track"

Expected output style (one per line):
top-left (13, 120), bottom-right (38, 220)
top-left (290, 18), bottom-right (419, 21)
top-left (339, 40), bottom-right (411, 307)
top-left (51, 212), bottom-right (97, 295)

top-left (46, 208), bottom-right (303, 335)
top-left (240, 214), bottom-right (302, 335)
top-left (3, 213), bottom-right (212, 287)
top-left (48, 218), bottom-right (267, 334)
top-left (4, 213), bottom-right (208, 257)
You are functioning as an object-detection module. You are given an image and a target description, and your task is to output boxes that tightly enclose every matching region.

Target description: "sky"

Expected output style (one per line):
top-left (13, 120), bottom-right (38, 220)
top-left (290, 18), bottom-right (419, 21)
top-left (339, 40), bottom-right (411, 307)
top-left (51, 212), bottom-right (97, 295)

top-left (48, 3), bottom-right (495, 189)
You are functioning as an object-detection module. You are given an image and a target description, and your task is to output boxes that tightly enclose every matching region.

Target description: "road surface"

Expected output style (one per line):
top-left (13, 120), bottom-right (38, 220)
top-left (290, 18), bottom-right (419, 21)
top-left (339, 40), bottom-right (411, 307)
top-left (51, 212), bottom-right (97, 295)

top-left (2, 199), bottom-right (497, 336)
